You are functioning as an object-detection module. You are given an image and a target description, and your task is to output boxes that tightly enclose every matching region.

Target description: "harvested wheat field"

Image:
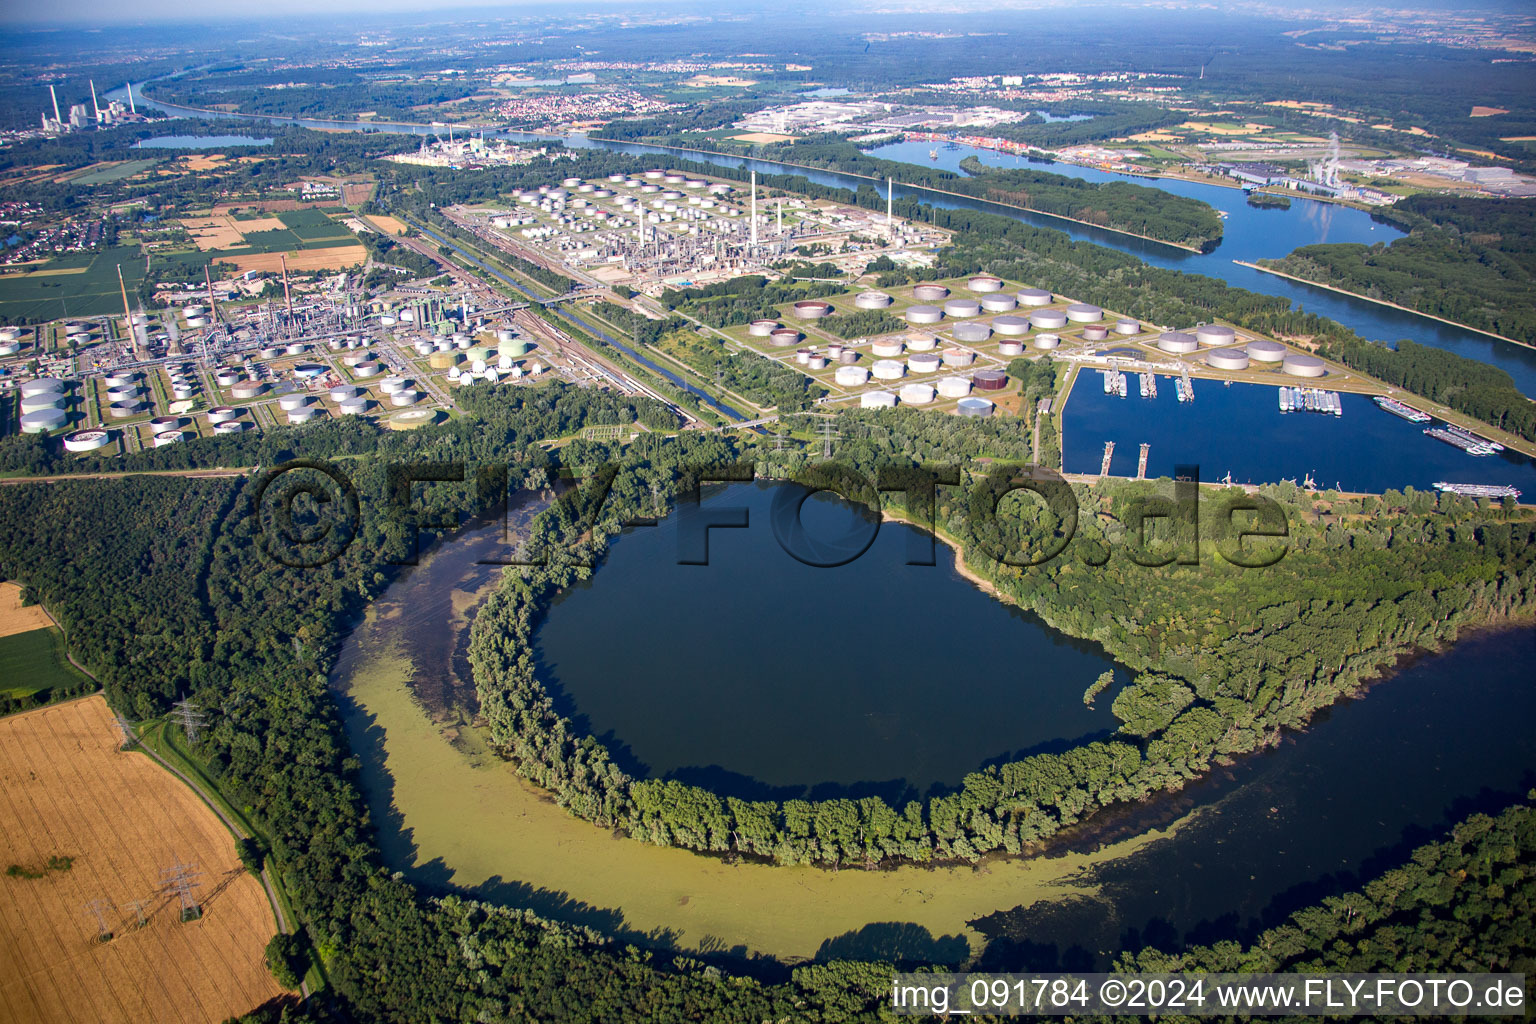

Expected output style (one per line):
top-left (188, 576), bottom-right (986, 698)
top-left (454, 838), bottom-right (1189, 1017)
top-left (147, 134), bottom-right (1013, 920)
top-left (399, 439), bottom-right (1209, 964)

top-left (0, 697), bottom-right (288, 1024)
top-left (214, 246), bottom-right (367, 273)
top-left (0, 582), bottom-right (53, 639)
top-left (364, 214), bottom-right (408, 236)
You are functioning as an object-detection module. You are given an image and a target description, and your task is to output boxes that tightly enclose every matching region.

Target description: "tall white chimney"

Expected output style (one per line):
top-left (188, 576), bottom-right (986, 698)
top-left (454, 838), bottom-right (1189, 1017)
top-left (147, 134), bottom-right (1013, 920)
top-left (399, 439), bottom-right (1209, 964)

top-left (90, 80), bottom-right (99, 119)
top-left (750, 171), bottom-right (757, 249)
top-left (126, 82), bottom-right (136, 114)
top-left (887, 177), bottom-right (893, 226)
top-left (49, 85), bottom-right (61, 125)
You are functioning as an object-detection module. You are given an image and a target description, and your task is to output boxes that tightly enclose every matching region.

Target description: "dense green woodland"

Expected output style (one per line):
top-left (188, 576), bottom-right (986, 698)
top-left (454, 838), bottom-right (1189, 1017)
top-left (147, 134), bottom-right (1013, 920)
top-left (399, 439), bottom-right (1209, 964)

top-left (1263, 194), bottom-right (1536, 346)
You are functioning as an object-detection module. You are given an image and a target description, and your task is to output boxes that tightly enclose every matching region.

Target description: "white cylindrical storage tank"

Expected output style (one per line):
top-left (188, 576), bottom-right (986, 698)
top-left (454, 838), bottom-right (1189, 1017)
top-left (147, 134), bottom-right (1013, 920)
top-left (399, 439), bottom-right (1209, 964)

top-left (1248, 339), bottom-right (1286, 363)
top-left (943, 299), bottom-right (981, 318)
top-left (980, 294), bottom-right (1017, 312)
top-left (103, 372), bottom-right (136, 388)
top-left (912, 283), bottom-right (948, 301)
top-left (1066, 303), bottom-right (1103, 323)
top-left (20, 408), bottom-right (66, 433)
top-left (149, 415), bottom-right (182, 431)
top-left (339, 396), bottom-right (368, 415)
top-left (794, 349), bottom-right (811, 365)
top-left (967, 275), bottom-right (1004, 293)
top-left (791, 300), bottom-right (833, 320)
top-left (183, 304), bottom-right (205, 318)
top-left (1082, 325), bottom-right (1109, 341)
top-left (1157, 331), bottom-right (1199, 354)
top-left (214, 419), bottom-right (244, 434)
top-left (953, 321), bottom-right (991, 343)
top-left (748, 319), bottom-right (779, 337)
top-left (936, 376), bottom-right (971, 399)
top-left (279, 393), bottom-right (311, 411)
top-left (1115, 318), bottom-right (1140, 335)
top-left (173, 386), bottom-right (195, 401)
top-left (260, 346), bottom-right (281, 359)
top-left (956, 396), bottom-right (994, 418)
top-left (215, 370), bottom-right (239, 386)
top-left (871, 338), bottom-right (904, 358)
top-left (906, 305), bottom-right (943, 325)
top-left (21, 377), bottom-right (67, 397)
top-left (329, 385), bottom-right (361, 402)
top-left (0, 326), bottom-right (19, 342)
top-left (834, 365), bottom-right (869, 387)
top-left (20, 393), bottom-right (64, 413)
top-left (379, 315), bottom-right (398, 327)
top-left (1033, 334), bottom-right (1060, 350)
top-left (861, 390), bottom-right (897, 409)
top-left (354, 362), bottom-right (382, 378)
top-left (0, 342), bottom-right (20, 356)
top-left (287, 407), bottom-right (318, 425)
top-left (1196, 324), bottom-right (1237, 347)
top-left (1207, 347), bottom-right (1250, 371)
top-left (108, 400), bottom-right (143, 419)
top-left (806, 355), bottom-right (828, 371)
top-left (293, 364), bottom-right (325, 380)
top-left (342, 350), bottom-right (369, 366)
top-left (154, 429), bottom-right (184, 446)
top-left (871, 359), bottom-right (906, 381)
top-left (906, 333), bottom-right (938, 351)
top-left (1282, 353), bottom-right (1327, 377)
top-left (941, 347), bottom-right (975, 368)
top-left (64, 321), bottom-right (92, 336)
top-left (380, 376), bottom-right (408, 395)
top-left (1017, 288), bottom-right (1052, 306)
top-left (854, 291), bottom-right (892, 309)
top-left (231, 381), bottom-right (264, 399)
top-left (63, 429), bottom-right (110, 453)
top-left (998, 339), bottom-right (1024, 357)
top-left (185, 316), bottom-right (208, 328)
top-left (899, 383), bottom-right (935, 405)
top-left (768, 329), bottom-right (800, 348)
top-left (389, 389), bottom-right (419, 407)
top-left (908, 352), bottom-right (942, 373)
top-left (106, 385), bottom-right (141, 402)
top-left (1030, 310), bottom-right (1067, 330)
top-left (207, 406), bottom-right (239, 424)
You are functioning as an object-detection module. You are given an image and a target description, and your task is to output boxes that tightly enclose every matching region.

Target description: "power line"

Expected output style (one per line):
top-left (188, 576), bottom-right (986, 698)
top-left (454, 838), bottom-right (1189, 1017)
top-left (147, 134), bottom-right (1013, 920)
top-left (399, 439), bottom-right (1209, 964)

top-left (160, 861), bottom-right (203, 923)
top-left (84, 899), bottom-right (113, 943)
top-left (172, 698), bottom-right (206, 744)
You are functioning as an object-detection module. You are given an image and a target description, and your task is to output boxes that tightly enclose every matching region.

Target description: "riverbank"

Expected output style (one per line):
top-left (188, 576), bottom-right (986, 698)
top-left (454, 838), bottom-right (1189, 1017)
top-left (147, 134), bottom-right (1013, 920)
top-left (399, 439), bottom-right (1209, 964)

top-left (1237, 260), bottom-right (1535, 352)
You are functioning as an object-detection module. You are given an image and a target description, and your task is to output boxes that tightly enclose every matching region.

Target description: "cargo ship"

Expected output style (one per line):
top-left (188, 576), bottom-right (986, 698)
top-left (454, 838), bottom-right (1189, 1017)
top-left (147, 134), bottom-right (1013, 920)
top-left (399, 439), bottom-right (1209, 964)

top-left (1424, 427), bottom-right (1497, 455)
top-left (1434, 482), bottom-right (1521, 500)
top-left (1373, 395), bottom-right (1432, 423)
top-left (1444, 423), bottom-right (1504, 452)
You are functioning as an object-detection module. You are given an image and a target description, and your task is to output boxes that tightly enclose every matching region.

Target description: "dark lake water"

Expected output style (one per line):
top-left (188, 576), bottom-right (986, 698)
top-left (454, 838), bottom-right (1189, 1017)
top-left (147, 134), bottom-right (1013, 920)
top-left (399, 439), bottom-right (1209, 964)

top-left (109, 82), bottom-right (1536, 395)
top-left (134, 134), bottom-right (272, 148)
top-left (1062, 378), bottom-right (1536, 494)
top-left (533, 481), bottom-right (1127, 801)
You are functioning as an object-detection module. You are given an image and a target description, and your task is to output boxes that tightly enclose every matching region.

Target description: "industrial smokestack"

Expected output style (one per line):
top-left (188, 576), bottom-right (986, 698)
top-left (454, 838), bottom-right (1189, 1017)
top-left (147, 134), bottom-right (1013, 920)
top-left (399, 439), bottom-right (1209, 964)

top-left (125, 82), bottom-right (135, 115)
top-left (49, 85), bottom-right (61, 125)
top-left (90, 80), bottom-right (99, 119)
top-left (887, 177), bottom-right (893, 227)
top-left (750, 171), bottom-right (757, 249)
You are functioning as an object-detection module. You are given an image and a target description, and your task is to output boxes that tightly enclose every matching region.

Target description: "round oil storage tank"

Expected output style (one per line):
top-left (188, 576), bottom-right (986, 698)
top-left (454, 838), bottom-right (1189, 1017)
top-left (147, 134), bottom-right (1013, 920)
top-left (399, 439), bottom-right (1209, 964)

top-left (103, 372), bottom-right (136, 388)
top-left (0, 326), bottom-right (19, 342)
top-left (329, 339), bottom-right (345, 351)
top-left (63, 429), bottom-right (110, 453)
top-left (329, 385), bottom-right (361, 402)
top-left (231, 381), bottom-right (265, 399)
top-left (19, 393), bottom-right (64, 414)
top-left (943, 298), bottom-right (981, 318)
top-left (872, 359), bottom-right (906, 381)
top-left (389, 409), bottom-right (440, 431)
top-left (353, 362), bottom-right (382, 378)
top-left (936, 376), bottom-right (971, 399)
top-left (1157, 331), bottom-right (1199, 354)
top-left (992, 315), bottom-right (1031, 336)
top-left (380, 376), bottom-right (409, 395)
top-left (1082, 325), bottom-right (1109, 342)
top-left (108, 400), bottom-right (143, 419)
top-left (806, 355), bottom-right (828, 371)
top-left (379, 315), bottom-right (398, 327)
top-left (941, 347), bottom-right (975, 368)
top-left (834, 365), bottom-right (870, 387)
top-left (20, 408), bottom-right (66, 433)
top-left (997, 339), bottom-right (1024, 357)
top-left (795, 349), bottom-right (811, 365)
top-left (826, 343), bottom-right (844, 358)
top-left (430, 351), bottom-right (460, 370)
top-left (980, 293), bottom-right (1017, 312)
top-left (1196, 323), bottom-right (1237, 347)
top-left (214, 419), bottom-right (245, 434)
top-left (1207, 347), bottom-right (1250, 371)
top-left (906, 333), bottom-right (938, 351)
top-left (1282, 353), bottom-right (1327, 378)
top-left (1033, 334), bottom-right (1060, 350)
top-left (207, 406), bottom-right (240, 424)
top-left (1115, 318), bottom-right (1141, 335)
top-left (389, 389), bottom-right (420, 407)
top-left (278, 393), bottom-right (311, 412)
top-left (182, 304), bottom-right (205, 319)
top-left (747, 319), bottom-right (780, 337)
top-left (0, 342), bottom-right (20, 356)
top-left (106, 384), bottom-right (141, 402)
top-left (912, 283), bottom-right (949, 302)
top-left (148, 416), bottom-right (182, 431)
top-left (973, 368), bottom-right (1008, 391)
top-left (187, 316), bottom-right (209, 328)
top-left (466, 345), bottom-right (490, 363)
top-left (768, 328), bottom-right (800, 348)
top-left (21, 377), bottom-right (67, 397)
top-left (293, 363), bottom-right (326, 380)
top-left (907, 352), bottom-right (942, 373)
top-left (503, 339), bottom-right (530, 357)
top-left (1029, 310), bottom-right (1068, 330)
top-left (854, 290), bottom-right (893, 309)
top-left (455, 336), bottom-right (472, 349)
top-left (861, 390), bottom-right (897, 409)
top-left (496, 329), bottom-right (516, 345)
top-left (339, 397), bottom-right (368, 415)
top-left (1247, 338), bottom-right (1286, 363)
top-left (64, 321), bottom-right (92, 336)
top-left (1016, 288), bottom-right (1053, 306)
top-left (260, 346), bottom-right (282, 359)
top-left (1066, 303), bottom-right (1103, 323)
top-left (956, 396), bottom-right (994, 418)
top-left (342, 350), bottom-right (370, 366)
top-left (838, 349), bottom-right (859, 365)
top-left (154, 429), bottom-right (185, 446)
top-left (172, 386), bottom-right (195, 401)
top-left (414, 342), bottom-right (434, 357)
top-left (871, 338), bottom-right (904, 358)
top-left (906, 305), bottom-right (944, 325)
top-left (899, 383), bottom-right (936, 405)
top-left (287, 406), bottom-right (318, 425)
top-left (967, 275), bottom-right (1005, 293)
top-left (953, 321), bottom-right (991, 343)
top-left (791, 299), bottom-right (833, 320)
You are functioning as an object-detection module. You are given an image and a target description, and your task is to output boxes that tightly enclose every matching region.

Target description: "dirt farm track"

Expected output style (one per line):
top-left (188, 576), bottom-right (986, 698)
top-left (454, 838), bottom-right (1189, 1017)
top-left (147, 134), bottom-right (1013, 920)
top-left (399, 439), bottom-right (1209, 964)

top-left (0, 697), bottom-right (288, 1024)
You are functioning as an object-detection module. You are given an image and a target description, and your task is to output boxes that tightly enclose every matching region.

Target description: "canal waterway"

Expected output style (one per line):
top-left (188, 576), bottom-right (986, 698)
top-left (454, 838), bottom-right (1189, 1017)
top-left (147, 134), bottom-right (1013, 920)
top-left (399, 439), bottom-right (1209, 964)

top-left (108, 83), bottom-right (1536, 395)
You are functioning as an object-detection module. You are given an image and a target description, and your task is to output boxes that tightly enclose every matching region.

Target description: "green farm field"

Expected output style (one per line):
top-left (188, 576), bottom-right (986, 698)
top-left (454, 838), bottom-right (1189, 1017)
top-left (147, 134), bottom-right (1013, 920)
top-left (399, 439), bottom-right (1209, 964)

top-left (0, 627), bottom-right (89, 699)
top-left (0, 247), bottom-right (146, 322)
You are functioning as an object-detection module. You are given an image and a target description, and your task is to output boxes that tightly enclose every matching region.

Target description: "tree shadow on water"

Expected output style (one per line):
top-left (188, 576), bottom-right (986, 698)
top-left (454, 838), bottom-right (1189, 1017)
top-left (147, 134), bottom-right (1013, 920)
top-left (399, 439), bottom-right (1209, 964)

top-left (813, 922), bottom-right (971, 968)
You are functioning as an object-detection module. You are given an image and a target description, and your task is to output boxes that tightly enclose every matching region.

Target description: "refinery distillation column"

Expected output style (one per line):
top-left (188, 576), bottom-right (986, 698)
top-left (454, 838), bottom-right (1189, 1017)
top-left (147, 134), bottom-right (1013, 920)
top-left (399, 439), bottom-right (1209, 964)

top-left (750, 171), bottom-right (758, 250)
